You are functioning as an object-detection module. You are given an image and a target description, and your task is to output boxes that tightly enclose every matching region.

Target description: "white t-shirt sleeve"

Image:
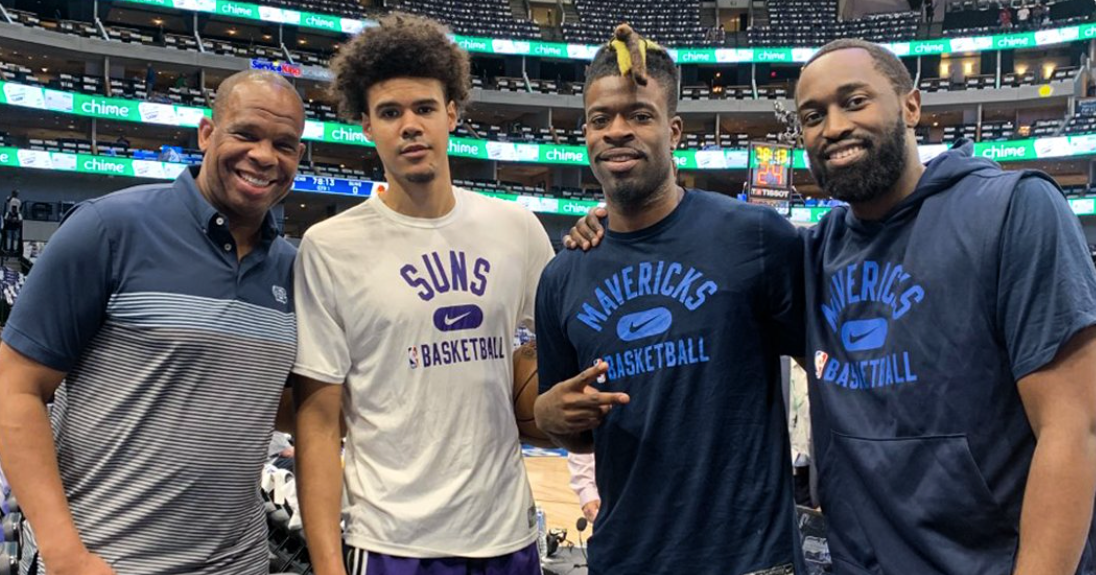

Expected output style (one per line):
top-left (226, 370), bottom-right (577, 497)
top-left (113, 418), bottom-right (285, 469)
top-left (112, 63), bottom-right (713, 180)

top-left (518, 209), bottom-right (555, 332)
top-left (292, 234), bottom-right (351, 384)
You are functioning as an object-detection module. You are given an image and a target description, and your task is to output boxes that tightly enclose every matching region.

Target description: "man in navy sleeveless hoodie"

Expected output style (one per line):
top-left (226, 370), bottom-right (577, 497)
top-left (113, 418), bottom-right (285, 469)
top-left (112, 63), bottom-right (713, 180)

top-left (797, 39), bottom-right (1096, 574)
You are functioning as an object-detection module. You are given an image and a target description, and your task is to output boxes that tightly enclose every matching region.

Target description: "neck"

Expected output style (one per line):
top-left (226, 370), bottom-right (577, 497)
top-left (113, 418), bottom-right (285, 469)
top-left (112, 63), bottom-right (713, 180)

top-left (606, 178), bottom-right (683, 233)
top-left (230, 221), bottom-right (262, 261)
top-left (196, 167), bottom-right (265, 261)
top-left (848, 143), bottom-right (925, 221)
top-left (381, 172), bottom-right (456, 218)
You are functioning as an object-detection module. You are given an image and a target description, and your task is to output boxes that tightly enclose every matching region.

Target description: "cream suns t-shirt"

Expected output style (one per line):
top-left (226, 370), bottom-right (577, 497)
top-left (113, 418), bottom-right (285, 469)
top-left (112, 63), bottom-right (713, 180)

top-left (292, 187), bottom-right (554, 558)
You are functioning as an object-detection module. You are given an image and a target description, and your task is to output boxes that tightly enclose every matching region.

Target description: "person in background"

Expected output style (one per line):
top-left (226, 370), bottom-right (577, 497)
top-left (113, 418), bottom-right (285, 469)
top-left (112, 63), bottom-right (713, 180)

top-left (566, 453), bottom-right (600, 526)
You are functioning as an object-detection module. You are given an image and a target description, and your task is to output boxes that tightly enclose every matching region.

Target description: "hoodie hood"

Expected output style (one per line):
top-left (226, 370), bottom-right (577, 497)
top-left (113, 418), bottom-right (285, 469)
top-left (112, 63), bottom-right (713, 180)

top-left (846, 138), bottom-right (1001, 230)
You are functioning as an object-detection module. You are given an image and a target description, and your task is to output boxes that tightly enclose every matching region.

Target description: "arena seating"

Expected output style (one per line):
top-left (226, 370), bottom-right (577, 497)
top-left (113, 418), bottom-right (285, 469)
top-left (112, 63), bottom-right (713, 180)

top-left (943, 0), bottom-right (1093, 36)
top-left (2, 9), bottom-right (41, 28)
top-left (398, 0), bottom-right (541, 40)
top-left (1064, 112), bottom-right (1096, 135)
top-left (562, 0), bottom-right (707, 46)
top-left (263, 0), bottom-right (370, 19)
top-left (455, 178), bottom-right (605, 202)
top-left (749, 0), bottom-right (918, 47)
top-left (0, 489), bottom-right (19, 575)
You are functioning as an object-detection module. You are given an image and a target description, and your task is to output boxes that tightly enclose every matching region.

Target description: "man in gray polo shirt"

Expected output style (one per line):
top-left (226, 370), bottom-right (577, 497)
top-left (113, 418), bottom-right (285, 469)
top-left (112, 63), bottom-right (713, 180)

top-left (0, 70), bottom-right (305, 575)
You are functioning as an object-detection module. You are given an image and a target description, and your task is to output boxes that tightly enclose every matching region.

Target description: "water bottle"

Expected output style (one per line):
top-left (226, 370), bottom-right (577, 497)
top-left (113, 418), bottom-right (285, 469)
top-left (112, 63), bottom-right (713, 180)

top-left (535, 506), bottom-right (548, 559)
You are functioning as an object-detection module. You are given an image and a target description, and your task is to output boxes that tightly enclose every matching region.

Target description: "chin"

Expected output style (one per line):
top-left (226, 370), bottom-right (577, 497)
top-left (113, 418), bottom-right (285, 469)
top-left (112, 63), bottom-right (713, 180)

top-left (405, 170), bottom-right (438, 185)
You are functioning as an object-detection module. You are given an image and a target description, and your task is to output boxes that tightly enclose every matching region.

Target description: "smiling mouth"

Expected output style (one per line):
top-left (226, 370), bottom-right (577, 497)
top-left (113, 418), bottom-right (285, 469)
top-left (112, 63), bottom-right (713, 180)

top-left (237, 171), bottom-right (274, 188)
top-left (823, 143), bottom-right (868, 167)
top-left (599, 151), bottom-right (645, 163)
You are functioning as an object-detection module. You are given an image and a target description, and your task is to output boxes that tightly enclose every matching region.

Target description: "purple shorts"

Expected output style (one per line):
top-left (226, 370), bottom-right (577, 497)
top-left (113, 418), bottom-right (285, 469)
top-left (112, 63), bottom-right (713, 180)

top-left (344, 542), bottom-right (541, 575)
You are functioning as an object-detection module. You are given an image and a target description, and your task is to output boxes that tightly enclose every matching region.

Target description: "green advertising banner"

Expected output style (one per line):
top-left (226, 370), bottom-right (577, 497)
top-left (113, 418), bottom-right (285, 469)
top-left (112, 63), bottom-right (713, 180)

top-left (116, 0), bottom-right (1096, 62)
top-left (0, 81), bottom-right (210, 125)
top-left (0, 145), bottom-right (611, 215)
top-left (791, 196), bottom-right (1096, 223)
top-left (789, 206), bottom-right (831, 224)
top-left (6, 143), bottom-right (1096, 221)
top-left (116, 0), bottom-right (370, 35)
top-left (1071, 197), bottom-right (1096, 216)
top-left (0, 145), bottom-right (190, 178)
top-left (8, 79), bottom-right (1096, 169)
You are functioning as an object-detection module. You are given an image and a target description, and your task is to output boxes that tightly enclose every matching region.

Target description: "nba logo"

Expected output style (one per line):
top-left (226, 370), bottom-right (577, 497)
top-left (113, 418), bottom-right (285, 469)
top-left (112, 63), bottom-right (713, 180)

top-left (592, 358), bottom-right (607, 384)
top-left (408, 346), bottom-right (420, 369)
top-left (814, 351), bottom-right (829, 379)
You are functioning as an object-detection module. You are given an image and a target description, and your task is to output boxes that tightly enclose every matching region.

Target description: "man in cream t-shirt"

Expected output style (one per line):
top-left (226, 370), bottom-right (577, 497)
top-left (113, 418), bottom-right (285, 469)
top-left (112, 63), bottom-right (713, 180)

top-left (290, 14), bottom-right (554, 575)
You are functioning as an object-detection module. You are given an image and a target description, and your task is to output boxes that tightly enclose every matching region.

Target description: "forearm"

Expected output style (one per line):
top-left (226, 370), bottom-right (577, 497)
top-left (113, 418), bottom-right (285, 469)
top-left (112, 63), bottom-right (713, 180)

top-left (1013, 427), bottom-right (1096, 575)
top-left (274, 388), bottom-right (295, 434)
top-left (548, 430), bottom-right (594, 453)
top-left (295, 415), bottom-right (347, 575)
top-left (0, 393), bottom-right (86, 562)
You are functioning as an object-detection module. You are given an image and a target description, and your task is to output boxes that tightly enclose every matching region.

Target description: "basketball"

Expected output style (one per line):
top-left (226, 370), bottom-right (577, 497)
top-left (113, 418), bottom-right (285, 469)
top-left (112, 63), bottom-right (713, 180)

top-left (513, 340), bottom-right (553, 446)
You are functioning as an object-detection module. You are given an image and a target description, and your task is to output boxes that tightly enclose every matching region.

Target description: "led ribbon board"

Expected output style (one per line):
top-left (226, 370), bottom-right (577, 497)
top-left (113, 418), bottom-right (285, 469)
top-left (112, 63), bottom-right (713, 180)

top-left (4, 81), bottom-right (1096, 168)
top-left (116, 0), bottom-right (1096, 61)
top-left (0, 145), bottom-right (606, 215)
top-left (5, 145), bottom-right (1093, 221)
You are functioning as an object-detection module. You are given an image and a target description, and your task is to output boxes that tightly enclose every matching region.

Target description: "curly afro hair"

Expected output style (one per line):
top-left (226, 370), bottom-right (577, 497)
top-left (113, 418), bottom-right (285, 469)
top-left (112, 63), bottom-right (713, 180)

top-left (328, 13), bottom-right (471, 122)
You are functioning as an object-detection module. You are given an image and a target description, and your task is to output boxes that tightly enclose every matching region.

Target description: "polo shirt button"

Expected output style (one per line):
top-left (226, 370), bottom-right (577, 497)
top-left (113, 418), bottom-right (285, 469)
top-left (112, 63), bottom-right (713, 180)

top-left (215, 217), bottom-right (225, 226)
top-left (224, 243), bottom-right (232, 251)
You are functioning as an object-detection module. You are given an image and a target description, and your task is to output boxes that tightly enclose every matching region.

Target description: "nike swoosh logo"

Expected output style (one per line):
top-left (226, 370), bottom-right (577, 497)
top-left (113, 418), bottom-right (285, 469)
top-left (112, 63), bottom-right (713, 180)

top-left (627, 315), bottom-right (660, 334)
top-left (444, 312), bottom-right (472, 326)
top-left (847, 326), bottom-right (880, 345)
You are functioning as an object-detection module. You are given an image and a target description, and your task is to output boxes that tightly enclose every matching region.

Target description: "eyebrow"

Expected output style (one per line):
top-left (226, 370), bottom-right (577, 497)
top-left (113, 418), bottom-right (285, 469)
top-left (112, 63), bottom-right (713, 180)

top-left (798, 81), bottom-right (872, 111)
top-left (586, 100), bottom-right (658, 117)
top-left (375, 98), bottom-right (442, 110)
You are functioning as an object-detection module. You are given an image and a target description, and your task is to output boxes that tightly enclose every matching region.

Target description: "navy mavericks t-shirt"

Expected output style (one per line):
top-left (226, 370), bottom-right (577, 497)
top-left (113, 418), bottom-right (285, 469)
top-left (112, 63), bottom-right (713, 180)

top-left (805, 141), bottom-right (1096, 575)
top-left (536, 190), bottom-right (805, 575)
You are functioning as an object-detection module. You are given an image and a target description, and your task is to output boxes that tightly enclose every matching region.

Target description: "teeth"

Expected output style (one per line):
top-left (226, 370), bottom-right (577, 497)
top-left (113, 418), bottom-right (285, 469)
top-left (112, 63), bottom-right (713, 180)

top-left (831, 146), bottom-right (863, 160)
top-left (239, 173), bottom-right (271, 187)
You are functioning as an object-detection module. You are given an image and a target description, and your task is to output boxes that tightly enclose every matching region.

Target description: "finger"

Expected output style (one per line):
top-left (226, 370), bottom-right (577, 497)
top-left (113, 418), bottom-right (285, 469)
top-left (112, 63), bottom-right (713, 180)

top-left (563, 234), bottom-right (576, 250)
top-left (564, 361), bottom-right (609, 390)
top-left (568, 225), bottom-right (591, 251)
top-left (589, 391), bottom-right (630, 407)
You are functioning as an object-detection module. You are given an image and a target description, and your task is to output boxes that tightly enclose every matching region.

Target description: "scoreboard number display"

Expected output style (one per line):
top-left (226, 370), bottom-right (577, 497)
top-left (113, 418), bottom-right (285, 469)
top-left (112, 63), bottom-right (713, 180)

top-left (748, 142), bottom-right (794, 214)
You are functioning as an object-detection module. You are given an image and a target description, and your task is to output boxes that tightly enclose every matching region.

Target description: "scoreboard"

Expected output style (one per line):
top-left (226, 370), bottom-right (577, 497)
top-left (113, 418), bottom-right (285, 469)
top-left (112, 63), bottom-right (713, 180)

top-left (747, 142), bottom-right (794, 213)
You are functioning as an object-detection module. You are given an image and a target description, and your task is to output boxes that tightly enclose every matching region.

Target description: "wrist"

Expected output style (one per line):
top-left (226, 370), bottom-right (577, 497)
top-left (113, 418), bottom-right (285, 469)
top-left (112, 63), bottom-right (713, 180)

top-left (38, 535), bottom-right (89, 566)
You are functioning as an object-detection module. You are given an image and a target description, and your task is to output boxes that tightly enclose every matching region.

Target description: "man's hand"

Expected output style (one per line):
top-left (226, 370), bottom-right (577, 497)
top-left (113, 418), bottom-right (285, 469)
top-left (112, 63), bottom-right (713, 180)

top-left (46, 549), bottom-right (116, 575)
top-left (582, 500), bottom-right (600, 524)
top-left (563, 207), bottom-right (607, 251)
top-left (534, 361), bottom-right (628, 436)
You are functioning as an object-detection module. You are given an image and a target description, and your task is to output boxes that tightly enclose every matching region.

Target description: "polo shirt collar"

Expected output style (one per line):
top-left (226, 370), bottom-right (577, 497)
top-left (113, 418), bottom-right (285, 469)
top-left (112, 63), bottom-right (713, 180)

top-left (175, 166), bottom-right (280, 242)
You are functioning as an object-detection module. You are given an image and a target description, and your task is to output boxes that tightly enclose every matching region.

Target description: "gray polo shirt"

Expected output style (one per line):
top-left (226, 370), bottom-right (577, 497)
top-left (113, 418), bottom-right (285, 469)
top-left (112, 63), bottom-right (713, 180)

top-left (3, 167), bottom-right (296, 574)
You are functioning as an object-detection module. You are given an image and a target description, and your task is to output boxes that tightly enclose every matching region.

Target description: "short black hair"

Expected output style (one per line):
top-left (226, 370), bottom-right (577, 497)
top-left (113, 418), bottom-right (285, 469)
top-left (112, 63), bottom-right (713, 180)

top-left (801, 39), bottom-right (914, 96)
top-left (329, 13), bottom-right (471, 121)
top-left (584, 24), bottom-right (680, 115)
top-left (212, 70), bottom-right (302, 123)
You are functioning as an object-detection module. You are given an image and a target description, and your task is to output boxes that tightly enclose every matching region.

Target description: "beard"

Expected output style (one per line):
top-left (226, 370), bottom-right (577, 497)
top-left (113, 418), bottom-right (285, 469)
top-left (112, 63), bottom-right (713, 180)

top-left (809, 117), bottom-right (909, 204)
top-left (599, 157), bottom-right (671, 213)
top-left (405, 169), bottom-right (436, 184)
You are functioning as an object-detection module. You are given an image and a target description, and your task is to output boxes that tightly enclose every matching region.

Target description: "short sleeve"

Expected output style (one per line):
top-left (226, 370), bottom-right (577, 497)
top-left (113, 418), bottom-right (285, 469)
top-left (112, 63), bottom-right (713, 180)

top-left (760, 209), bottom-right (807, 357)
top-left (517, 209), bottom-right (555, 332)
top-left (535, 260), bottom-right (580, 396)
top-left (1, 202), bottom-right (113, 372)
top-left (998, 176), bottom-right (1096, 380)
top-left (291, 234), bottom-right (351, 384)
